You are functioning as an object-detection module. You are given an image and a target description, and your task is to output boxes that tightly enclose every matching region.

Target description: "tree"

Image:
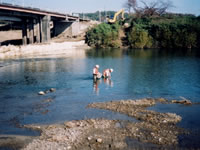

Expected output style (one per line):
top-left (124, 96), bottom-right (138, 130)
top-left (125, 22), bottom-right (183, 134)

top-left (85, 23), bottom-right (121, 48)
top-left (127, 25), bottom-right (153, 48)
top-left (124, 0), bottom-right (137, 13)
top-left (124, 0), bottom-right (173, 17)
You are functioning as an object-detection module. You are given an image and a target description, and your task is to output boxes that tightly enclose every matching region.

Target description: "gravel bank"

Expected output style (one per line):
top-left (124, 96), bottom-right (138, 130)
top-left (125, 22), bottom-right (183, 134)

top-left (20, 98), bottom-right (186, 150)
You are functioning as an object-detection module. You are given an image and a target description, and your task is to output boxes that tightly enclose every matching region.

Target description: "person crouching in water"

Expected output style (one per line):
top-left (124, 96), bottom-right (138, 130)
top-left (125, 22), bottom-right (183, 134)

top-left (93, 65), bottom-right (102, 80)
top-left (103, 68), bottom-right (113, 78)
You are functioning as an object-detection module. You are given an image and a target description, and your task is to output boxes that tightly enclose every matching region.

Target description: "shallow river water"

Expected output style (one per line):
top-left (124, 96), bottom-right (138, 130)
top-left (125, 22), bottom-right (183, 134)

top-left (0, 48), bottom-right (200, 149)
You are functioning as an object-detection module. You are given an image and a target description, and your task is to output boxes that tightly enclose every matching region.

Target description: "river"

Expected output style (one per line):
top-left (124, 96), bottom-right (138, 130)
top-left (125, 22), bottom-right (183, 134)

top-left (0, 48), bottom-right (200, 149)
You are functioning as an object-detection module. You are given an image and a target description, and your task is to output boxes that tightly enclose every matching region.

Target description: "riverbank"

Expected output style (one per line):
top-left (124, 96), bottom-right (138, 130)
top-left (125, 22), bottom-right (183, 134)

top-left (0, 40), bottom-right (89, 59)
top-left (0, 20), bottom-right (100, 59)
top-left (85, 15), bottom-right (200, 49)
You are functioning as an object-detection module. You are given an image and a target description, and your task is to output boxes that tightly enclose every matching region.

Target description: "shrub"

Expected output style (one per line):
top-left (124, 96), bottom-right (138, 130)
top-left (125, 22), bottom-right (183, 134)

top-left (86, 15), bottom-right (200, 49)
top-left (85, 23), bottom-right (120, 48)
top-left (127, 25), bottom-right (153, 48)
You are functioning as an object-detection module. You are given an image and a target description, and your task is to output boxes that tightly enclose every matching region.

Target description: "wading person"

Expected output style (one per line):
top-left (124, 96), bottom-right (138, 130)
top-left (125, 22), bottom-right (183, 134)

top-left (93, 64), bottom-right (101, 80)
top-left (103, 68), bottom-right (113, 78)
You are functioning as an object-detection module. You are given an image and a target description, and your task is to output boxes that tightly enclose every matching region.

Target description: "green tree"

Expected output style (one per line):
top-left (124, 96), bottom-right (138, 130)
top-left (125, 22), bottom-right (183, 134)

top-left (85, 23), bottom-right (120, 48)
top-left (127, 25), bottom-right (153, 48)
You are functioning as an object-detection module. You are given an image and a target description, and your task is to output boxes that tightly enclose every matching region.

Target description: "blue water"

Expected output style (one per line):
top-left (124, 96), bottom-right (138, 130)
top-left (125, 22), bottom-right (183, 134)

top-left (0, 49), bottom-right (200, 148)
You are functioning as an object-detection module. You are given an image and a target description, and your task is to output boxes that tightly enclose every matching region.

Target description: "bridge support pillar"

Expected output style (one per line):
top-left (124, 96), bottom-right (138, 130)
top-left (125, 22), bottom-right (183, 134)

top-left (35, 18), bottom-right (41, 43)
top-left (28, 19), bottom-right (34, 44)
top-left (22, 19), bottom-right (27, 45)
top-left (41, 15), bottom-right (50, 43)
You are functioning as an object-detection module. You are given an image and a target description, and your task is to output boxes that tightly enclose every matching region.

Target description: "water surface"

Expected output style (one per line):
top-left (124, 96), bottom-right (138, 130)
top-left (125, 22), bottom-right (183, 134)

top-left (0, 48), bottom-right (200, 148)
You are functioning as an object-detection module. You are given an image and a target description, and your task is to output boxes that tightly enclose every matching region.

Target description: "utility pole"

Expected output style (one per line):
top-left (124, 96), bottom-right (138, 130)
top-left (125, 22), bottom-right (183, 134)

top-left (105, 7), bottom-right (107, 22)
top-left (99, 10), bottom-right (101, 22)
top-left (104, 6), bottom-right (107, 22)
top-left (82, 13), bottom-right (84, 19)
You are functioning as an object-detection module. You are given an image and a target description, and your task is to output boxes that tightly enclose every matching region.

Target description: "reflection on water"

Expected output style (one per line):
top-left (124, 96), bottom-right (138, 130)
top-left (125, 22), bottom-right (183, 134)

top-left (93, 78), bottom-right (113, 95)
top-left (0, 48), bottom-right (200, 148)
top-left (93, 79), bottom-right (101, 95)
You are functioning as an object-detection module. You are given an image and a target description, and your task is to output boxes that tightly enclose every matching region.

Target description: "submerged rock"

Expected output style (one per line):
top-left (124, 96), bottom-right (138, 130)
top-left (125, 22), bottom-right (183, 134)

top-left (50, 88), bottom-right (56, 92)
top-left (38, 91), bottom-right (45, 95)
top-left (38, 88), bottom-right (56, 96)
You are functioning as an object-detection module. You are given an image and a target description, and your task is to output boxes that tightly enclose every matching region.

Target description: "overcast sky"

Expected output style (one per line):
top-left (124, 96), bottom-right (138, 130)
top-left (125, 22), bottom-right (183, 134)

top-left (3, 0), bottom-right (200, 15)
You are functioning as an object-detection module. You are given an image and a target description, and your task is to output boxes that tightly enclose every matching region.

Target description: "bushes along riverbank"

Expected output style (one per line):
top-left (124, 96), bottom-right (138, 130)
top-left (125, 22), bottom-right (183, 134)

top-left (85, 14), bottom-right (200, 49)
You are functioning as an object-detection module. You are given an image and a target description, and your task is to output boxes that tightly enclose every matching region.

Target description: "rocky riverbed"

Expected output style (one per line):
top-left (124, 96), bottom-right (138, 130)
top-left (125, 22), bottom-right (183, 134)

top-left (17, 98), bottom-right (190, 150)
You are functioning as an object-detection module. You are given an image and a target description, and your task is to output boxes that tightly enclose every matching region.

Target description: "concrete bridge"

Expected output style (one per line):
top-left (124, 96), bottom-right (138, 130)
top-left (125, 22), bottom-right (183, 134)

top-left (0, 3), bottom-right (87, 45)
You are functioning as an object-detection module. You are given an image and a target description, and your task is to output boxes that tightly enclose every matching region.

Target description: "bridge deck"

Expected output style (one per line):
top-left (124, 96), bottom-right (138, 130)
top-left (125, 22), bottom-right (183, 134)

top-left (0, 3), bottom-right (77, 19)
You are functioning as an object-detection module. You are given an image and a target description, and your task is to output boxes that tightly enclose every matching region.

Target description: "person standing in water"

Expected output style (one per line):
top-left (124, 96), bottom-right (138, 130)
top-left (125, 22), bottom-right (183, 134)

top-left (93, 64), bottom-right (100, 80)
top-left (103, 68), bottom-right (113, 78)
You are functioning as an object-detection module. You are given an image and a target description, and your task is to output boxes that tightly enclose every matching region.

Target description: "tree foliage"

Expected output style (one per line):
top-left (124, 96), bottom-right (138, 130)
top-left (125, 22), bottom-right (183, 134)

top-left (85, 23), bottom-right (121, 48)
top-left (85, 14), bottom-right (200, 49)
top-left (127, 25), bottom-right (153, 48)
top-left (128, 15), bottom-right (200, 49)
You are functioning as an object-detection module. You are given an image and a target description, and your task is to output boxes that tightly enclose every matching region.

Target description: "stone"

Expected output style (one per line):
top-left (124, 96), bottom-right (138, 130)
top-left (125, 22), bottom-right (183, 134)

top-left (87, 136), bottom-right (92, 141)
top-left (66, 145), bottom-right (72, 149)
top-left (96, 138), bottom-right (102, 143)
top-left (64, 121), bottom-right (76, 128)
top-left (171, 99), bottom-right (192, 105)
top-left (171, 100), bottom-right (178, 103)
top-left (50, 88), bottom-right (56, 92)
top-left (38, 91), bottom-right (45, 95)
top-left (115, 122), bottom-right (121, 128)
top-left (180, 100), bottom-right (192, 105)
top-left (163, 120), bottom-right (167, 123)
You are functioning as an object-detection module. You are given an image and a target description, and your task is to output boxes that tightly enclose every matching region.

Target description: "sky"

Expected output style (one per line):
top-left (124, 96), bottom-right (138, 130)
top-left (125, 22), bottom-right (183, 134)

top-left (2, 0), bottom-right (200, 16)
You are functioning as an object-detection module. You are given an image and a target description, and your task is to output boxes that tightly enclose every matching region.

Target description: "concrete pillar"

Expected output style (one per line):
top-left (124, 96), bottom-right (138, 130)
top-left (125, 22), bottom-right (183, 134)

top-left (22, 19), bottom-right (27, 45)
top-left (28, 19), bottom-right (34, 44)
top-left (71, 21), bottom-right (80, 37)
top-left (35, 18), bottom-right (41, 43)
top-left (41, 15), bottom-right (51, 42)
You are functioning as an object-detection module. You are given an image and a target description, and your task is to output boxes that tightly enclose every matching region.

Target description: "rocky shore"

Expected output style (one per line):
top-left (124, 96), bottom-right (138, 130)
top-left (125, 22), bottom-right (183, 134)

top-left (18, 98), bottom-right (190, 150)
